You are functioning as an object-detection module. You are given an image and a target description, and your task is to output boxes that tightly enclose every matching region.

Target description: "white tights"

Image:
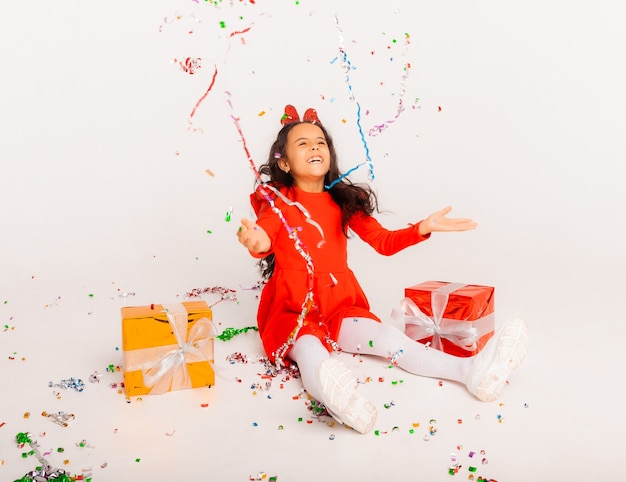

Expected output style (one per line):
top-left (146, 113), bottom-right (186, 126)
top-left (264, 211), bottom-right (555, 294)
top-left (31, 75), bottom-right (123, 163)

top-left (288, 317), bottom-right (474, 403)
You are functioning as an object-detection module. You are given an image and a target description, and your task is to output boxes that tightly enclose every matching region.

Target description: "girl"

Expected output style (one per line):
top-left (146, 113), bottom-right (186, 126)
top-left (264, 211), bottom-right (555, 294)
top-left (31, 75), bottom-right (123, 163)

top-left (237, 105), bottom-right (529, 434)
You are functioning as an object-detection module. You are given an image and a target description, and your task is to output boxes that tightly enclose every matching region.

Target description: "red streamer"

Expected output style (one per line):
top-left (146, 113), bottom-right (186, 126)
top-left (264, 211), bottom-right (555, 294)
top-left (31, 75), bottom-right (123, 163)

top-left (188, 65), bottom-right (219, 132)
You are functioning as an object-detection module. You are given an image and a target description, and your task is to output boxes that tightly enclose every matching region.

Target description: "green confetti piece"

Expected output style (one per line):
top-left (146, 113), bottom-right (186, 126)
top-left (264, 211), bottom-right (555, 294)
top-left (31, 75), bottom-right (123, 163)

top-left (216, 326), bottom-right (258, 341)
top-left (16, 432), bottom-right (32, 444)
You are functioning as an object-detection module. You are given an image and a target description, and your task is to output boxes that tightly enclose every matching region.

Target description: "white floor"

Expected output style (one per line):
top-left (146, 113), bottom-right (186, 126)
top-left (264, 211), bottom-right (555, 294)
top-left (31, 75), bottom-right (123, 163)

top-left (2, 1), bottom-right (625, 480)
top-left (1, 252), bottom-right (623, 481)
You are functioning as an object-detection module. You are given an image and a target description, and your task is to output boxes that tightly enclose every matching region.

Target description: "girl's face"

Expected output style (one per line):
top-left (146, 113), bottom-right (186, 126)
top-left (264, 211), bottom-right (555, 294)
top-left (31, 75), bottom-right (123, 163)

top-left (279, 122), bottom-right (330, 192)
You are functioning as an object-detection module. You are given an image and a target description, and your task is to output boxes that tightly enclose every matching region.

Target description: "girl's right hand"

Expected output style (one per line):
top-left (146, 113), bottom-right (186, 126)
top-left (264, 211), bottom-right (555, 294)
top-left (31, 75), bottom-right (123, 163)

top-left (237, 218), bottom-right (271, 254)
top-left (418, 206), bottom-right (477, 236)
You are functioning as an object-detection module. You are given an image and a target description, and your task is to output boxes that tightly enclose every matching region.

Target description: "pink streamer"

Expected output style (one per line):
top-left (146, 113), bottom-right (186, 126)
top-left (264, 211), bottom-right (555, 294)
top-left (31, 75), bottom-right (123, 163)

top-left (225, 92), bottom-right (330, 367)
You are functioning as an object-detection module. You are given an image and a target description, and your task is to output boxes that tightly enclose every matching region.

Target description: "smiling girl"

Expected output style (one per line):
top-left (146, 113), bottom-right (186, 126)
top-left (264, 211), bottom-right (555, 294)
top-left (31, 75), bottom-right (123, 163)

top-left (237, 105), bottom-right (529, 434)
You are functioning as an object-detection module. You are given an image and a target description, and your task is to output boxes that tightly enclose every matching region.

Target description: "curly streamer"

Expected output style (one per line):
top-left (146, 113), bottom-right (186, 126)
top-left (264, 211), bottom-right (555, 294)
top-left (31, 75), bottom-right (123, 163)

top-left (326, 15), bottom-right (375, 189)
top-left (188, 65), bottom-right (219, 133)
top-left (225, 92), bottom-right (332, 367)
top-left (14, 432), bottom-right (75, 481)
top-left (368, 61), bottom-right (411, 137)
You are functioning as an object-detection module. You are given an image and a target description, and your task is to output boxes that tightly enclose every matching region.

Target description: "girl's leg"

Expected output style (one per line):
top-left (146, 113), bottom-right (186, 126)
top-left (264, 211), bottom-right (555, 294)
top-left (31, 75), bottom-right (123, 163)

top-left (288, 334), bottom-right (331, 404)
top-left (288, 334), bottom-right (377, 433)
top-left (338, 317), bottom-right (472, 382)
top-left (337, 317), bottom-right (529, 402)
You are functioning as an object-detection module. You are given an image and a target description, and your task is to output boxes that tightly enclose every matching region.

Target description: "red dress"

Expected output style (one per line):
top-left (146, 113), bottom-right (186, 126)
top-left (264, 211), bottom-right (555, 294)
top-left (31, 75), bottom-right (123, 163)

top-left (249, 186), bottom-right (430, 363)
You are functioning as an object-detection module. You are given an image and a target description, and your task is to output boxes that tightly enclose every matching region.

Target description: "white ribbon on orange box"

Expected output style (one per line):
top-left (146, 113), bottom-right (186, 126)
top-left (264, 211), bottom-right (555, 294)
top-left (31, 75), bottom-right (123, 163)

top-left (124, 303), bottom-right (216, 394)
top-left (391, 283), bottom-right (493, 353)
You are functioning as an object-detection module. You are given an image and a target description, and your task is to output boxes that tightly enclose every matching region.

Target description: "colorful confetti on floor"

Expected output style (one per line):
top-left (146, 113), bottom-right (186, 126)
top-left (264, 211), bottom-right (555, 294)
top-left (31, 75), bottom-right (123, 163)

top-left (2, 0), bottom-right (623, 480)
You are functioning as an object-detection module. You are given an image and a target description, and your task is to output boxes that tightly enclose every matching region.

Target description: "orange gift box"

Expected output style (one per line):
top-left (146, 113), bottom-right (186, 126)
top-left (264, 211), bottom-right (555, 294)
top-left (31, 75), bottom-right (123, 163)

top-left (121, 301), bottom-right (215, 397)
top-left (394, 281), bottom-right (495, 357)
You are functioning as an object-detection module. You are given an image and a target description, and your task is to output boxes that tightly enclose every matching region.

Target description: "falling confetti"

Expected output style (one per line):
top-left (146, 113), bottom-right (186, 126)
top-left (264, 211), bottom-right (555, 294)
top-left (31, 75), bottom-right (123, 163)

top-left (173, 56), bottom-right (202, 75)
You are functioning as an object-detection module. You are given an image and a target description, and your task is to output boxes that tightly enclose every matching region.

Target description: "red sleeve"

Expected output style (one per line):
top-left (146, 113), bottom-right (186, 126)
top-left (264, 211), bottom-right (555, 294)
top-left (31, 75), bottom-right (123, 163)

top-left (348, 212), bottom-right (430, 256)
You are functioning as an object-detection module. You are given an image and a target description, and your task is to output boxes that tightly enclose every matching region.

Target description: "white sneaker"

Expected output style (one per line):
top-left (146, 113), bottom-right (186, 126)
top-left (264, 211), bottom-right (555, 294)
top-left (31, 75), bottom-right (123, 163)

top-left (468, 318), bottom-right (529, 402)
top-left (317, 357), bottom-right (377, 434)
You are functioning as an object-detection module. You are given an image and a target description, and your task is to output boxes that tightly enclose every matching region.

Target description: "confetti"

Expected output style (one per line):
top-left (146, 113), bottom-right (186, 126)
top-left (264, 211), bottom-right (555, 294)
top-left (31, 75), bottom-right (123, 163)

top-left (49, 378), bottom-right (85, 392)
top-left (75, 439), bottom-right (94, 448)
top-left (42, 411), bottom-right (75, 428)
top-left (217, 326), bottom-right (258, 341)
top-left (184, 286), bottom-right (238, 305)
top-left (226, 352), bottom-right (248, 364)
top-left (173, 56), bottom-right (202, 75)
top-left (14, 432), bottom-right (76, 481)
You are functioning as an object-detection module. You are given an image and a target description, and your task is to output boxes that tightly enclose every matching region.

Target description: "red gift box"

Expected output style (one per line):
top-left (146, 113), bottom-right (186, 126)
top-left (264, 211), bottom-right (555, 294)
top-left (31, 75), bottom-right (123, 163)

top-left (393, 281), bottom-right (495, 357)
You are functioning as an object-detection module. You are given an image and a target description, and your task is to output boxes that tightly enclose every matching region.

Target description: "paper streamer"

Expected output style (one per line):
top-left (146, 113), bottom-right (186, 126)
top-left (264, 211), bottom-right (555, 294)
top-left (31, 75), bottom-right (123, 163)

top-left (327, 15), bottom-right (375, 189)
top-left (367, 63), bottom-right (411, 136)
top-left (188, 65), bottom-right (219, 133)
top-left (225, 92), bottom-right (329, 367)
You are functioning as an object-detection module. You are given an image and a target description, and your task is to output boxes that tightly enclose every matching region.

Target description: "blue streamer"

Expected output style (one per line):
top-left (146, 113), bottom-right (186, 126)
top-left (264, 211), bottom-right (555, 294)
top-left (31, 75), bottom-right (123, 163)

top-left (355, 100), bottom-right (375, 181)
top-left (328, 19), bottom-right (376, 189)
top-left (324, 161), bottom-right (366, 190)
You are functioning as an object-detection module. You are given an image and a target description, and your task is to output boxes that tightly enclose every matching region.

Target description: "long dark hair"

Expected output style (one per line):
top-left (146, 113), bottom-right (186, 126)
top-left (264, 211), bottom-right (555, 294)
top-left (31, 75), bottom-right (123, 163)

top-left (256, 121), bottom-right (378, 279)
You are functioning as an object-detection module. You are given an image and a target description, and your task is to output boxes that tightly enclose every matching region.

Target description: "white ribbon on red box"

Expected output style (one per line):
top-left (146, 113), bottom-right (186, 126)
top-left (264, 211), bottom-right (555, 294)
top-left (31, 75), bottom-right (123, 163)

top-left (391, 282), bottom-right (493, 352)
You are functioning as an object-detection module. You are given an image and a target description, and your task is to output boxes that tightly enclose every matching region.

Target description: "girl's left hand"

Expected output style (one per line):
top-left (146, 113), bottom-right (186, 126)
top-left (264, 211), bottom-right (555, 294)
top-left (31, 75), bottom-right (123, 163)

top-left (419, 206), bottom-right (477, 236)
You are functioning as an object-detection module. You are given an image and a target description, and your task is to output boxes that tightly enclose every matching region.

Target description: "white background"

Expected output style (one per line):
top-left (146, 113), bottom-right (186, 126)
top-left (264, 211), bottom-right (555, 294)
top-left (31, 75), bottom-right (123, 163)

top-left (1, 1), bottom-right (625, 480)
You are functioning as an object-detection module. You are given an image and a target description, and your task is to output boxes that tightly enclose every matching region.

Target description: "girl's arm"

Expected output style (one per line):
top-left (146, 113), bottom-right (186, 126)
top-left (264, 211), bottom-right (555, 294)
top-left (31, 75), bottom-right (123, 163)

top-left (349, 206), bottom-right (476, 256)
top-left (348, 213), bottom-right (429, 256)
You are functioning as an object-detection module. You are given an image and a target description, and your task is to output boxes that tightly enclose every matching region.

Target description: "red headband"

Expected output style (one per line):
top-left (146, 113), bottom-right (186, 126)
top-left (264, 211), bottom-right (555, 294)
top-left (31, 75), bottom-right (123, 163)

top-left (280, 104), bottom-right (321, 126)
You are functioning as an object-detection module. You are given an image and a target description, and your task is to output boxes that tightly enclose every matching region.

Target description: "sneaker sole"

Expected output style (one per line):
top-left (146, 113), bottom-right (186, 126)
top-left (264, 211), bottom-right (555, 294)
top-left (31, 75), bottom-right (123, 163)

top-left (318, 358), bottom-right (377, 434)
top-left (473, 318), bottom-right (529, 402)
